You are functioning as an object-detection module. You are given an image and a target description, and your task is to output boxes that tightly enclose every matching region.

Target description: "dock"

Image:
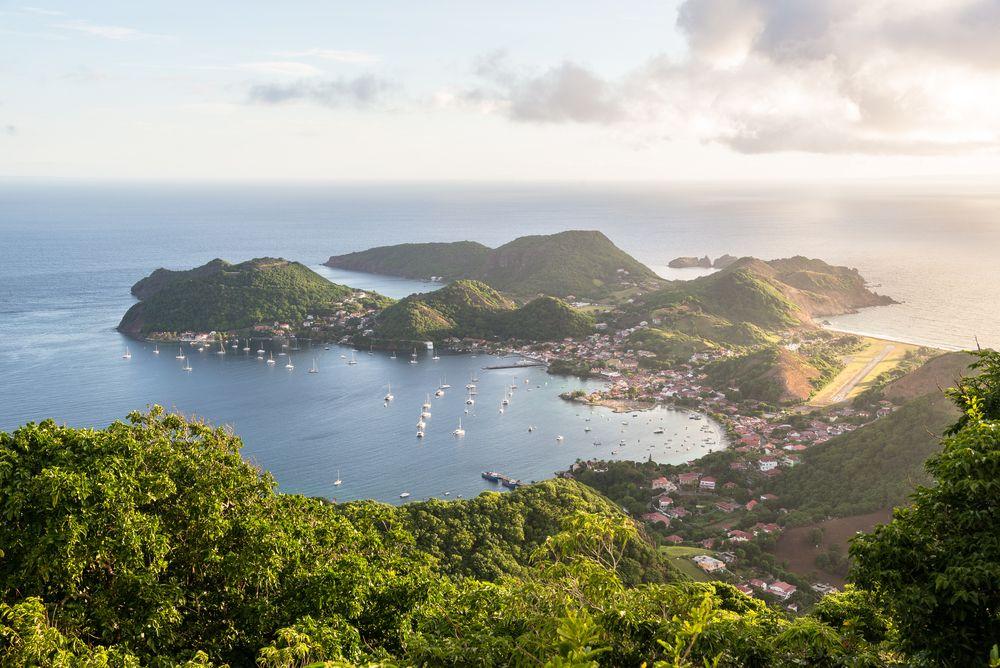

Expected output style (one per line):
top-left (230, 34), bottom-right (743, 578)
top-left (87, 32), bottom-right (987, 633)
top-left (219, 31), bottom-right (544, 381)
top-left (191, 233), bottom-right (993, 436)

top-left (481, 361), bottom-right (546, 370)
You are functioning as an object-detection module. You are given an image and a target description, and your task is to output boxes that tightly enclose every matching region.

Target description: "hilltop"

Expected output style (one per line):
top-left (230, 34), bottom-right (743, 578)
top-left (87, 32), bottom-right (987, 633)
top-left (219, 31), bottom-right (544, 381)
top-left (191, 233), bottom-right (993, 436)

top-left (371, 279), bottom-right (594, 343)
top-left (118, 258), bottom-right (361, 337)
top-left (326, 230), bottom-right (662, 300)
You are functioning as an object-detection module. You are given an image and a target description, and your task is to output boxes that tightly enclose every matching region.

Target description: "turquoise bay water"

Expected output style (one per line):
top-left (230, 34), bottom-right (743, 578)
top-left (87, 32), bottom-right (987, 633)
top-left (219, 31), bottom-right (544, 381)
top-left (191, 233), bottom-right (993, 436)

top-left (1, 181), bottom-right (997, 500)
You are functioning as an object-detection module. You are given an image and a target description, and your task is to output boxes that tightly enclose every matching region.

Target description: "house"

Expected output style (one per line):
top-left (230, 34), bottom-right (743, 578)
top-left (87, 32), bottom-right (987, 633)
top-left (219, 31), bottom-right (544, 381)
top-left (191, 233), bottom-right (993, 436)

top-left (699, 538), bottom-right (715, 549)
top-left (735, 584), bottom-right (754, 595)
top-left (758, 458), bottom-right (778, 472)
top-left (699, 476), bottom-right (717, 491)
top-left (651, 476), bottom-right (677, 492)
top-left (654, 493), bottom-right (674, 509)
top-left (641, 512), bottom-right (670, 527)
top-left (692, 555), bottom-right (726, 572)
top-left (781, 454), bottom-right (801, 467)
top-left (769, 581), bottom-right (797, 600)
top-left (726, 529), bottom-right (753, 543)
top-left (677, 471), bottom-right (701, 486)
top-left (664, 507), bottom-right (690, 519)
top-left (749, 578), bottom-right (768, 590)
top-left (744, 499), bottom-right (759, 512)
top-left (760, 493), bottom-right (779, 502)
top-left (752, 522), bottom-right (781, 535)
top-left (717, 551), bottom-right (737, 564)
top-left (715, 501), bottom-right (741, 513)
top-left (664, 534), bottom-right (684, 544)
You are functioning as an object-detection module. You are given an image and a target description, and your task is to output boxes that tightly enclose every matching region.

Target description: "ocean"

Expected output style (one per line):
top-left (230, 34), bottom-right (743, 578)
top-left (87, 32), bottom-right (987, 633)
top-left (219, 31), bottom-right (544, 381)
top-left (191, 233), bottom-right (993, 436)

top-left (1, 181), bottom-right (997, 500)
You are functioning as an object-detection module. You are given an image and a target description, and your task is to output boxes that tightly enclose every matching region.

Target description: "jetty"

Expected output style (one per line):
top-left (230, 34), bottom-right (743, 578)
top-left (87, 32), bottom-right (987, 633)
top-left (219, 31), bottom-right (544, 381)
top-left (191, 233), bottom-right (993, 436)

top-left (482, 361), bottom-right (546, 370)
top-left (481, 470), bottom-right (523, 489)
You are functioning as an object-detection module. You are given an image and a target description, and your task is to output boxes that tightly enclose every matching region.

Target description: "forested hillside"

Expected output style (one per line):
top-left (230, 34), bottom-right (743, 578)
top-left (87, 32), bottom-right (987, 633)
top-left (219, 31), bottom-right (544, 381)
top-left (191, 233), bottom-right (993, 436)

top-left (119, 258), bottom-right (364, 336)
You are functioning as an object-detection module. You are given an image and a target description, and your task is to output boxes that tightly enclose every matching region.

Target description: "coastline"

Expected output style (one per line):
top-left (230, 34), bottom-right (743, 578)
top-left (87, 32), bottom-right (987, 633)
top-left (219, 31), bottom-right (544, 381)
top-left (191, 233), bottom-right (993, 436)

top-left (820, 323), bottom-right (957, 352)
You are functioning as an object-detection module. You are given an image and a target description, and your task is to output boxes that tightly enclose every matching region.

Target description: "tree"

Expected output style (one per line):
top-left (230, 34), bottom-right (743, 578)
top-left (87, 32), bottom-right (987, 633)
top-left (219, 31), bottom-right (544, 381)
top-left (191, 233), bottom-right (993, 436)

top-left (850, 396), bottom-right (1000, 665)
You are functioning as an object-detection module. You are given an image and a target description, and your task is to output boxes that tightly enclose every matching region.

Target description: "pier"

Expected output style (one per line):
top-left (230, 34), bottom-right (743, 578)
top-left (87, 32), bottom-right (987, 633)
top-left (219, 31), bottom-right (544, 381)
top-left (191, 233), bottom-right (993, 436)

top-left (481, 361), bottom-right (546, 370)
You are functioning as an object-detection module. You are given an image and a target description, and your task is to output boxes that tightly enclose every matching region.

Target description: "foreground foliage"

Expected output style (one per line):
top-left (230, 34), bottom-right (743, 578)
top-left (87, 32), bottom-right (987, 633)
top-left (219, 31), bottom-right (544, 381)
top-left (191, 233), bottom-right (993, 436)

top-left (0, 408), bottom-right (888, 666)
top-left (851, 350), bottom-right (1000, 666)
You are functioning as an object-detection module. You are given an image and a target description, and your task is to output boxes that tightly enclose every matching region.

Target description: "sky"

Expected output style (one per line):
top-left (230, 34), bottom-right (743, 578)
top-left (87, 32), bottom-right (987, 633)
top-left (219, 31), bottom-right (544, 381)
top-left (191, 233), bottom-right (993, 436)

top-left (2, 0), bottom-right (1000, 182)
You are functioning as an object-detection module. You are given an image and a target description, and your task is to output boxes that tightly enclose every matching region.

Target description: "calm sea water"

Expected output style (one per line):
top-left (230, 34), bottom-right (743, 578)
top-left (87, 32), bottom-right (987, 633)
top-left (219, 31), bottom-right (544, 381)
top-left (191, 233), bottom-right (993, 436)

top-left (1, 181), bottom-right (997, 499)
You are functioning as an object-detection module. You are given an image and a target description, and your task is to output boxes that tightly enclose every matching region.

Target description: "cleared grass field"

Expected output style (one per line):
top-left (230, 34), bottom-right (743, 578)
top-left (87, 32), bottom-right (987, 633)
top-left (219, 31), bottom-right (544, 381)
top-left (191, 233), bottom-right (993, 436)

top-left (661, 545), bottom-right (718, 582)
top-left (809, 336), bottom-right (921, 407)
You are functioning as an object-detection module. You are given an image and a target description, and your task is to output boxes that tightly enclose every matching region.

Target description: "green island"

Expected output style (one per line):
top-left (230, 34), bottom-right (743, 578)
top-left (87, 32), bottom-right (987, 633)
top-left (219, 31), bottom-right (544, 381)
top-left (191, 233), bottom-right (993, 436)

top-left (3, 353), bottom-right (1000, 665)
top-left (325, 230), bottom-right (664, 300)
top-left (118, 258), bottom-right (387, 340)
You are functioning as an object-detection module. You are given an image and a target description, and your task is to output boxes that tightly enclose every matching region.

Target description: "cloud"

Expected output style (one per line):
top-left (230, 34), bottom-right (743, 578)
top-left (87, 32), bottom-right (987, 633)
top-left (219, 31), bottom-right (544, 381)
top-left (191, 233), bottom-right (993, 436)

top-left (466, 52), bottom-right (625, 124)
top-left (272, 49), bottom-right (379, 64)
top-left (466, 0), bottom-right (1000, 155)
top-left (20, 6), bottom-right (66, 16)
top-left (247, 75), bottom-right (396, 109)
top-left (54, 19), bottom-right (164, 41)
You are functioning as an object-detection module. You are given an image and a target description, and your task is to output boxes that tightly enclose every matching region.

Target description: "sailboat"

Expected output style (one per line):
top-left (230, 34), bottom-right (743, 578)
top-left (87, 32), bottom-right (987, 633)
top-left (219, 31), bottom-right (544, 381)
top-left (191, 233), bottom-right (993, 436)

top-left (122, 346), bottom-right (131, 359)
top-left (309, 358), bottom-right (318, 374)
top-left (256, 345), bottom-right (265, 355)
top-left (242, 340), bottom-right (250, 352)
top-left (348, 352), bottom-right (358, 365)
top-left (183, 358), bottom-right (192, 372)
top-left (216, 340), bottom-right (225, 355)
top-left (409, 348), bottom-right (418, 364)
top-left (422, 394), bottom-right (432, 410)
top-left (153, 345), bottom-right (159, 355)
top-left (266, 352), bottom-right (276, 366)
top-left (390, 350), bottom-right (397, 359)
top-left (368, 344), bottom-right (374, 355)
top-left (417, 418), bottom-right (426, 429)
top-left (453, 419), bottom-right (465, 437)
top-left (176, 348), bottom-right (185, 360)
top-left (285, 355), bottom-right (294, 370)
top-left (333, 470), bottom-right (342, 486)
top-left (384, 383), bottom-right (394, 402)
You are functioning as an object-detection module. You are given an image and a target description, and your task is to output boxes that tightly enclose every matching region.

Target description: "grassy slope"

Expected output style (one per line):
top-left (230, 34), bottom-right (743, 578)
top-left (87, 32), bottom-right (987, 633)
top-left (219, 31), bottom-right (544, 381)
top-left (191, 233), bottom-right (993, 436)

top-left (119, 258), bottom-right (357, 335)
top-left (707, 347), bottom-right (822, 404)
